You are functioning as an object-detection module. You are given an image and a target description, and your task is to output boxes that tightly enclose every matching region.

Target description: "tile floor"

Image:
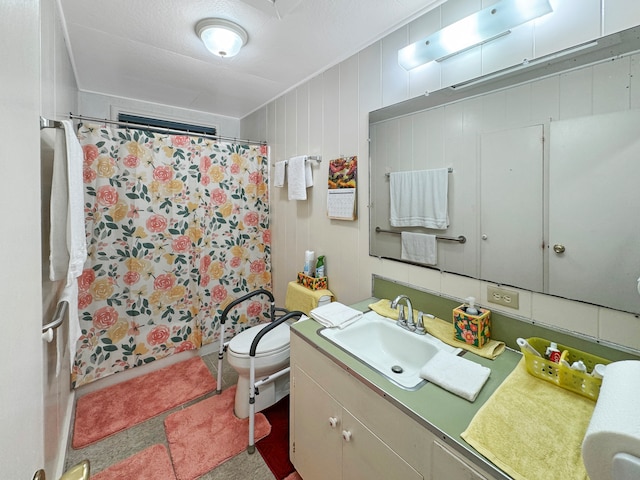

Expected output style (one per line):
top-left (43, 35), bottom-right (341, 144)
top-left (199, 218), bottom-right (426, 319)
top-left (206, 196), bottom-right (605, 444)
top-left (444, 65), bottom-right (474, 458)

top-left (64, 353), bottom-right (278, 479)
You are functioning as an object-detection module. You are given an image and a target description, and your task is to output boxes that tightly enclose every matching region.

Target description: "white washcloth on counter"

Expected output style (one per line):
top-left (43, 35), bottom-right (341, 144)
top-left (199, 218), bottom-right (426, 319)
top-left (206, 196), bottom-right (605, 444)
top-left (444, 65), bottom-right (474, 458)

top-left (287, 155), bottom-right (313, 200)
top-left (420, 350), bottom-right (491, 402)
top-left (310, 302), bottom-right (363, 329)
top-left (274, 160), bottom-right (286, 188)
top-left (390, 168), bottom-right (449, 229)
top-left (401, 231), bottom-right (437, 265)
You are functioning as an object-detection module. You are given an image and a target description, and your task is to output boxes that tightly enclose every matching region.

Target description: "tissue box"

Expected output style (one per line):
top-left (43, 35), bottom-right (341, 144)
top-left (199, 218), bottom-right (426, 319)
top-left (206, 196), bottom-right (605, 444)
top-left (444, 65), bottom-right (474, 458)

top-left (453, 305), bottom-right (491, 347)
top-left (297, 272), bottom-right (328, 291)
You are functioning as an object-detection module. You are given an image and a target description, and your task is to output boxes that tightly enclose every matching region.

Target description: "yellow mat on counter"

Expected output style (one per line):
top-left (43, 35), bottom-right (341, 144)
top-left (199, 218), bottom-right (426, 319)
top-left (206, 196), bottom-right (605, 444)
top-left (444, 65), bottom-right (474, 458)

top-left (368, 299), bottom-right (505, 359)
top-left (285, 281), bottom-right (333, 316)
top-left (461, 359), bottom-right (593, 480)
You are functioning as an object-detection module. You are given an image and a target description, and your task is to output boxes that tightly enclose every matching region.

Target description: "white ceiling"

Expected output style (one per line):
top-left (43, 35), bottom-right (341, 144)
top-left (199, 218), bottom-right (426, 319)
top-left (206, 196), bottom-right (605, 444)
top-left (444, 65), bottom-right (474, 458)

top-left (59, 0), bottom-right (443, 119)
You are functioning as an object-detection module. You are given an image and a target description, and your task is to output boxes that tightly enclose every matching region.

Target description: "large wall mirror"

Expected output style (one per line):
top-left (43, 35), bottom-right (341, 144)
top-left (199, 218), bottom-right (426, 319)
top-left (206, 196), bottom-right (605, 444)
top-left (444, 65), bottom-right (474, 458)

top-left (369, 26), bottom-right (640, 315)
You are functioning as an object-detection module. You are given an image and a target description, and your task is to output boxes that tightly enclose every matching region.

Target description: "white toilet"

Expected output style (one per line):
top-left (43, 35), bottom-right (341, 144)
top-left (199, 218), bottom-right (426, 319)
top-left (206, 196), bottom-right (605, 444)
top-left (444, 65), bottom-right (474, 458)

top-left (226, 321), bottom-right (291, 419)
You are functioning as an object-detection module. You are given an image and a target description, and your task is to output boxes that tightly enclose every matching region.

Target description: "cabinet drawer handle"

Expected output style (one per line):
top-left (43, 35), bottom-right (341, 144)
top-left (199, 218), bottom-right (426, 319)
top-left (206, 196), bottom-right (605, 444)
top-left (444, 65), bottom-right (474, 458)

top-left (328, 417), bottom-right (338, 428)
top-left (342, 430), bottom-right (352, 442)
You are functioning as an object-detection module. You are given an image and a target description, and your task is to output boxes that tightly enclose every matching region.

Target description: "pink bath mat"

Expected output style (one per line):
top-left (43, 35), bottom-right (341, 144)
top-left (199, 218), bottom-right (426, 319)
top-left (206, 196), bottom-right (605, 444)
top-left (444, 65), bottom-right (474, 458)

top-left (91, 444), bottom-right (176, 480)
top-left (73, 356), bottom-right (216, 448)
top-left (164, 386), bottom-right (271, 480)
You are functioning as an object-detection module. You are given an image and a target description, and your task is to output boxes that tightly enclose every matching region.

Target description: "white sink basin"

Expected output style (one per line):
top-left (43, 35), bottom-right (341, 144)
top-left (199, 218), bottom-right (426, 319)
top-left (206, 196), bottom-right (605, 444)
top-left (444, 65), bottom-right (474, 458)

top-left (319, 310), bottom-right (462, 390)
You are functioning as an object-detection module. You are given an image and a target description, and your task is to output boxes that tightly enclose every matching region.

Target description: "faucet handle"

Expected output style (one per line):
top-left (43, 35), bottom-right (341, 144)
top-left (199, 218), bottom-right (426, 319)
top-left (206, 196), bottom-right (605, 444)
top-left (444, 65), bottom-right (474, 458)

top-left (415, 312), bottom-right (426, 335)
top-left (397, 306), bottom-right (406, 324)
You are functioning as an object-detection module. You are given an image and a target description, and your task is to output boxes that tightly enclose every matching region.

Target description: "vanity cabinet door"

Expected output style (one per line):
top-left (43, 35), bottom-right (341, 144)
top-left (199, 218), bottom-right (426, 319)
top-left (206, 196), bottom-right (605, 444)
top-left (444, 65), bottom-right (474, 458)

top-left (291, 366), bottom-right (342, 480)
top-left (292, 365), bottom-right (423, 480)
top-left (341, 408), bottom-right (423, 480)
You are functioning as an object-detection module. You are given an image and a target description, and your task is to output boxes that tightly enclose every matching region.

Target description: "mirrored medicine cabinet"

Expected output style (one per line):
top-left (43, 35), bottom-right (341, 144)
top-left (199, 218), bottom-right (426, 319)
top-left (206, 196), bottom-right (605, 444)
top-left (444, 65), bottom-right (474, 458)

top-left (369, 26), bottom-right (640, 315)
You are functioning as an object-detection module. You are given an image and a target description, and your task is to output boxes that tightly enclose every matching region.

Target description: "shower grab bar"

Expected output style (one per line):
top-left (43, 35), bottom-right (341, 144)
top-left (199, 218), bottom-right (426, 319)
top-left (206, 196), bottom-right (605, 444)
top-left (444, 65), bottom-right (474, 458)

top-left (375, 226), bottom-right (466, 244)
top-left (42, 300), bottom-right (68, 342)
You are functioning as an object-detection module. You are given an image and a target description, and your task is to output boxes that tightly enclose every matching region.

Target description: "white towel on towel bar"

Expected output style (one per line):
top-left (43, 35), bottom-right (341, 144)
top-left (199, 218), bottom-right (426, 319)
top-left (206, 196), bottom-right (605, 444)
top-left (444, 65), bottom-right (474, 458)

top-left (401, 232), bottom-right (437, 265)
top-left (50, 120), bottom-right (87, 286)
top-left (419, 350), bottom-right (491, 402)
top-left (389, 168), bottom-right (449, 229)
top-left (273, 160), bottom-right (286, 188)
top-left (50, 120), bottom-right (86, 373)
top-left (287, 155), bottom-right (313, 200)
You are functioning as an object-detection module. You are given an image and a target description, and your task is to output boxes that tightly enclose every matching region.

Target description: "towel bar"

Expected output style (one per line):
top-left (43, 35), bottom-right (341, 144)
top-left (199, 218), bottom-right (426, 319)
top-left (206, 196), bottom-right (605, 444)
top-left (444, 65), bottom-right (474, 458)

top-left (385, 167), bottom-right (453, 177)
top-left (375, 226), bottom-right (466, 244)
top-left (271, 155), bottom-right (322, 167)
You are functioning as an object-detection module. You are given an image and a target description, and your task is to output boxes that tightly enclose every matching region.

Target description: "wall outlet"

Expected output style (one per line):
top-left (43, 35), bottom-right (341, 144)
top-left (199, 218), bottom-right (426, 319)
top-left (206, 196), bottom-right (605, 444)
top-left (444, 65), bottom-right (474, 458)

top-left (487, 286), bottom-right (519, 309)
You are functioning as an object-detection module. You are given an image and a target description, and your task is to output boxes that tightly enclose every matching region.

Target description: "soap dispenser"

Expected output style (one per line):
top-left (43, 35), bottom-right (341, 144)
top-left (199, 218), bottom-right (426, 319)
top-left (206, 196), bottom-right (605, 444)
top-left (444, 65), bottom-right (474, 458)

top-left (465, 297), bottom-right (479, 315)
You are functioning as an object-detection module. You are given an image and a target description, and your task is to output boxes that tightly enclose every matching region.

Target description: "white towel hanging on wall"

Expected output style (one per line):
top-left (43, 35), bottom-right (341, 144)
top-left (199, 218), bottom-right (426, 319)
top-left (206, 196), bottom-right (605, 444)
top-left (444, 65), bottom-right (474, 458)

top-left (401, 231), bottom-right (437, 265)
top-left (273, 160), bottom-right (286, 188)
top-left (287, 155), bottom-right (313, 200)
top-left (390, 168), bottom-right (449, 229)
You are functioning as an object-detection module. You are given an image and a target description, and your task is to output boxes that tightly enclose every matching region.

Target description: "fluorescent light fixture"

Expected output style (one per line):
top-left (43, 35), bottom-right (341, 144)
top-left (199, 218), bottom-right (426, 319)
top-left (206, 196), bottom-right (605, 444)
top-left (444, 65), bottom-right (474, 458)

top-left (450, 40), bottom-right (599, 90)
top-left (196, 18), bottom-right (248, 58)
top-left (398, 0), bottom-right (553, 70)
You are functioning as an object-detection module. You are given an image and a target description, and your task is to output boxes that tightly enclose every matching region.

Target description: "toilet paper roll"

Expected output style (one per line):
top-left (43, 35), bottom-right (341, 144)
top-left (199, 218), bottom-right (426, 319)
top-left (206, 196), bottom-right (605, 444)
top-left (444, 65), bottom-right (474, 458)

top-left (582, 360), bottom-right (640, 480)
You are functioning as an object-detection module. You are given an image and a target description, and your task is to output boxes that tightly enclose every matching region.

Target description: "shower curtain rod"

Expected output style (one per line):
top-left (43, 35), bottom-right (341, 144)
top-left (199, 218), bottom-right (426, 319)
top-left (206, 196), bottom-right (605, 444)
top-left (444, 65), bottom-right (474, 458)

top-left (40, 114), bottom-right (267, 146)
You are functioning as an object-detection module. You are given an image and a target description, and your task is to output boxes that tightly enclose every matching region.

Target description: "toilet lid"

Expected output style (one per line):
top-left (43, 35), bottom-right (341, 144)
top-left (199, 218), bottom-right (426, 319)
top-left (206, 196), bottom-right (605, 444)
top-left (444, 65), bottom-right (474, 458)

top-left (228, 322), bottom-right (290, 356)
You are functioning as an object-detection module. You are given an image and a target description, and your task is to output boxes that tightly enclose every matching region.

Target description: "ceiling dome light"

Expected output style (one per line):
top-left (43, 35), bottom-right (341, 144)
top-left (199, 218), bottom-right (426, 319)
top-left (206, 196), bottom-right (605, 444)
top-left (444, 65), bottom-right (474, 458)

top-left (196, 18), bottom-right (248, 58)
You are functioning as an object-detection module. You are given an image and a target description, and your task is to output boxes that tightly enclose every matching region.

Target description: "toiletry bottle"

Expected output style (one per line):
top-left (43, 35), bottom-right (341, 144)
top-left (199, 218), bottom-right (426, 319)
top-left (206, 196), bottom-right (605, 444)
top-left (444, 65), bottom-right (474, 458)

top-left (303, 250), bottom-right (314, 276)
top-left (546, 342), bottom-right (561, 363)
top-left (315, 255), bottom-right (325, 278)
top-left (465, 297), bottom-right (479, 315)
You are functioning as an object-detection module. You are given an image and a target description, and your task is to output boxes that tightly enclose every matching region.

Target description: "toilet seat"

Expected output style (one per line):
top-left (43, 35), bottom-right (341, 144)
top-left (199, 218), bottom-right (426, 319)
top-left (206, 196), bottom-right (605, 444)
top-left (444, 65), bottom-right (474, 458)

top-left (228, 322), bottom-right (290, 359)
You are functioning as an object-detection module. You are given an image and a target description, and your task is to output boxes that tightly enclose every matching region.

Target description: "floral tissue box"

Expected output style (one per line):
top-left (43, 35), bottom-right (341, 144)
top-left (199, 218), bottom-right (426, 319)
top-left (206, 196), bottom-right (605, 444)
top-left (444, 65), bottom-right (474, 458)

top-left (297, 272), bottom-right (328, 291)
top-left (453, 305), bottom-right (491, 348)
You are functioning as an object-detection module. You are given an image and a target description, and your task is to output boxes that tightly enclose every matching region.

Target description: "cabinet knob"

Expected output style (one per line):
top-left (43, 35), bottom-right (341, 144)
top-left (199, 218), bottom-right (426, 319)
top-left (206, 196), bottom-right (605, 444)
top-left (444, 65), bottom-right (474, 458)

top-left (482, 234), bottom-right (488, 240)
top-left (553, 244), bottom-right (566, 254)
top-left (328, 417), bottom-right (338, 428)
top-left (342, 430), bottom-right (352, 442)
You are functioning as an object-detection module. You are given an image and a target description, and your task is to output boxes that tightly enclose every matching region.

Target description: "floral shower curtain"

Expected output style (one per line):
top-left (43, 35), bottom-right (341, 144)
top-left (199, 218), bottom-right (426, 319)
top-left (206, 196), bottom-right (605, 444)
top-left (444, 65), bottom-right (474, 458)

top-left (73, 123), bottom-right (271, 387)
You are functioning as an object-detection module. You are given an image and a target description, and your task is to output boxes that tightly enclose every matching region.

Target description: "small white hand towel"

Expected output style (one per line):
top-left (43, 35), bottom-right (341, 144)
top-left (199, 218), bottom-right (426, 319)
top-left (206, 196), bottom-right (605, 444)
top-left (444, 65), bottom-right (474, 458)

top-left (419, 350), bottom-right (491, 402)
top-left (401, 232), bottom-right (437, 265)
top-left (390, 168), bottom-right (449, 229)
top-left (288, 155), bottom-right (308, 200)
top-left (274, 160), bottom-right (286, 188)
top-left (304, 158), bottom-right (314, 188)
top-left (310, 302), bottom-right (363, 329)
top-left (50, 120), bottom-right (87, 286)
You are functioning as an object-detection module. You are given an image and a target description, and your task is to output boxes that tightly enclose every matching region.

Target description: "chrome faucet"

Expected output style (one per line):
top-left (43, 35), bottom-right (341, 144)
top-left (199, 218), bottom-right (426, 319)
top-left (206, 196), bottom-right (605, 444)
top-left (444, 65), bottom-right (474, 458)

top-left (390, 295), bottom-right (415, 332)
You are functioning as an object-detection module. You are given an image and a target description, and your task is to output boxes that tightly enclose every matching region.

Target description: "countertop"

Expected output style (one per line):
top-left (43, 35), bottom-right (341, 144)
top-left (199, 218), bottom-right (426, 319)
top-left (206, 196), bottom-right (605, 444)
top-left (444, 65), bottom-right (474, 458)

top-left (291, 298), bottom-right (522, 479)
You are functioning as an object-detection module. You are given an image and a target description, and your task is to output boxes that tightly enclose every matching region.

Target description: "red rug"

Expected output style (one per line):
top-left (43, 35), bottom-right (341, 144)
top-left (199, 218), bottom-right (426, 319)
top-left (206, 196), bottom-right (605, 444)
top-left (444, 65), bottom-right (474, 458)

top-left (256, 395), bottom-right (296, 479)
top-left (91, 444), bottom-right (176, 480)
top-left (164, 386), bottom-right (271, 480)
top-left (73, 357), bottom-right (216, 448)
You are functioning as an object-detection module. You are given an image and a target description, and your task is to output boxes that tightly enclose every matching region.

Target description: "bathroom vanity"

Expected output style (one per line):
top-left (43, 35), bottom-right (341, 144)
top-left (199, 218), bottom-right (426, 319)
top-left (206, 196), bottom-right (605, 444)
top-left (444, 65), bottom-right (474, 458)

top-left (289, 316), bottom-right (520, 480)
